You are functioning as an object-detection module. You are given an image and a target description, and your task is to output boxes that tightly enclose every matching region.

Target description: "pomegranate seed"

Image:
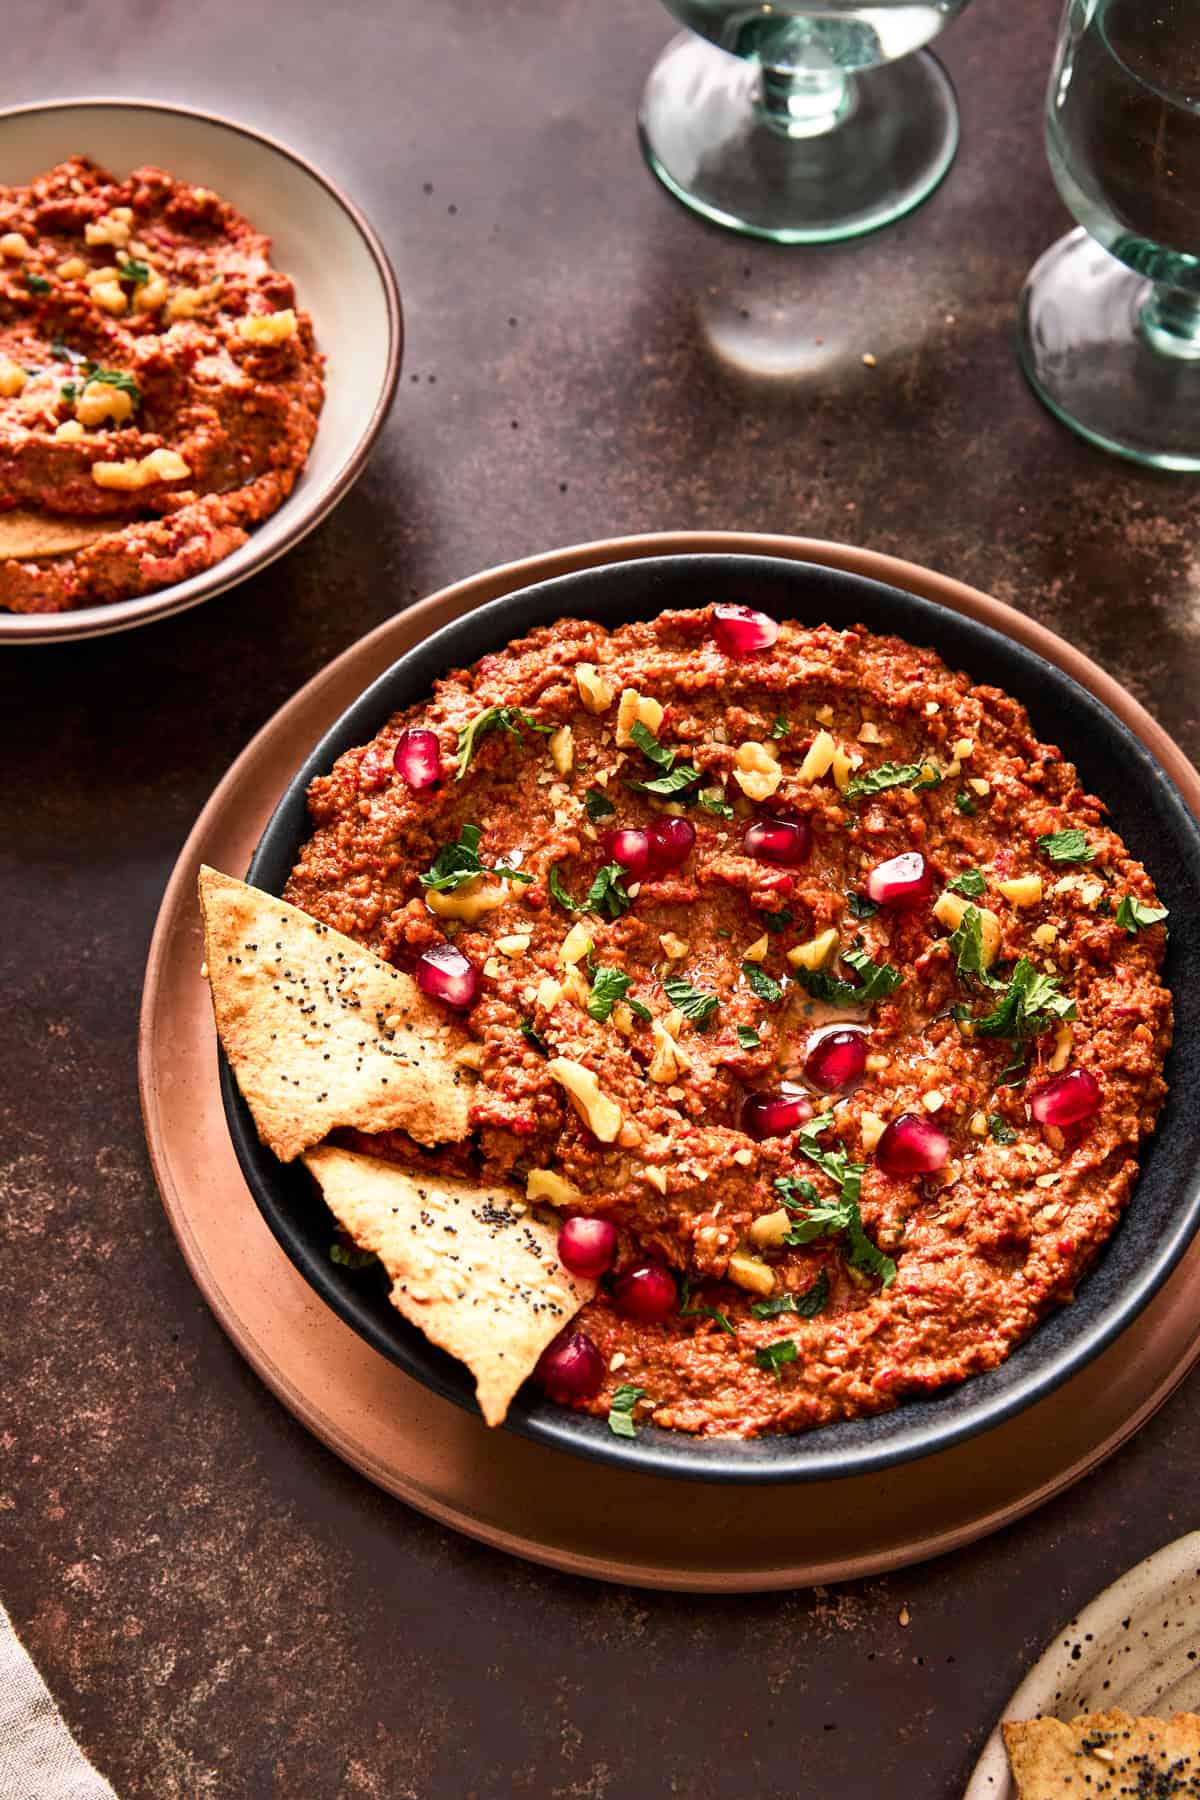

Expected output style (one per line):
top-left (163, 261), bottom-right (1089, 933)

top-left (755, 871), bottom-right (795, 898)
top-left (875, 1111), bottom-right (951, 1177)
top-left (414, 942), bottom-right (479, 1010)
top-left (865, 851), bottom-right (933, 909)
top-left (557, 1216), bottom-right (617, 1279)
top-left (393, 727), bottom-right (442, 791)
top-left (535, 1329), bottom-right (605, 1402)
top-left (804, 1028), bottom-right (867, 1093)
top-left (1029, 1068), bottom-right (1101, 1127)
top-left (605, 827), bottom-right (653, 876)
top-left (646, 817), bottom-right (696, 874)
top-left (612, 1263), bottom-right (678, 1322)
top-left (744, 816), bottom-right (813, 868)
top-left (741, 1087), bottom-right (814, 1140)
top-left (711, 605), bottom-right (779, 657)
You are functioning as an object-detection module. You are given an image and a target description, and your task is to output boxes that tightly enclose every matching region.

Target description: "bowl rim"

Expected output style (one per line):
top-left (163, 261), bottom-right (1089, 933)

top-left (0, 94), bottom-right (403, 646)
top-left (224, 551), bottom-right (1200, 1484)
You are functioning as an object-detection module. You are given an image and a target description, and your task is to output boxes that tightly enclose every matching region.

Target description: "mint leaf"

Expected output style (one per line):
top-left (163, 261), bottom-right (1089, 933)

top-left (520, 1018), bottom-right (549, 1055)
top-left (629, 719), bottom-right (674, 769)
top-left (737, 1024), bottom-right (762, 1051)
top-left (678, 1278), bottom-right (737, 1336)
top-left (549, 861), bottom-right (631, 920)
top-left (769, 714), bottom-right (790, 740)
top-left (763, 908), bottom-right (793, 935)
top-left (793, 951), bottom-right (901, 1009)
top-left (584, 787), bottom-right (615, 822)
top-left (973, 956), bottom-right (1076, 1040)
top-left (455, 705), bottom-right (550, 779)
top-left (629, 763), bottom-right (702, 798)
top-left (662, 974), bottom-right (719, 1025)
top-left (587, 966), bottom-right (631, 1023)
top-left (1114, 895), bottom-right (1168, 934)
top-left (750, 1269), bottom-right (829, 1320)
top-left (607, 1384), bottom-right (647, 1438)
top-left (987, 1113), bottom-right (1016, 1144)
top-left (697, 787), bottom-right (734, 819)
top-left (24, 272), bottom-right (51, 294)
top-left (1036, 828), bottom-right (1094, 864)
top-left (846, 891), bottom-right (878, 920)
top-left (116, 254), bottom-right (150, 285)
top-left (844, 762), bottom-right (923, 802)
top-left (954, 790), bottom-right (977, 816)
top-left (420, 823), bottom-right (533, 893)
top-left (947, 868), bottom-right (986, 898)
top-left (755, 1339), bottom-right (797, 1380)
top-left (947, 903), bottom-right (999, 985)
top-left (743, 963), bottom-right (783, 1004)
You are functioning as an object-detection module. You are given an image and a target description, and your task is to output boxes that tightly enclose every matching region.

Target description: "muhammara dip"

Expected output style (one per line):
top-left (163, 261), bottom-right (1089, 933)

top-left (275, 602), bottom-right (1170, 1440)
top-left (0, 157), bottom-right (322, 613)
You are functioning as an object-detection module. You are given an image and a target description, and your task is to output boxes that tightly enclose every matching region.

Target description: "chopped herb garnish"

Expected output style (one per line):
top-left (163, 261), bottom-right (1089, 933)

top-left (763, 908), bottom-right (793, 934)
top-left (584, 787), bottom-right (615, 823)
top-left (845, 891), bottom-right (879, 920)
top-left (697, 787), bottom-right (734, 819)
top-left (51, 337), bottom-right (88, 366)
top-left (24, 272), bottom-right (51, 294)
top-left (973, 956), bottom-right (1076, 1041)
top-left (607, 1384), bottom-right (647, 1438)
top-left (330, 1240), bottom-right (378, 1270)
top-left (419, 823), bottom-right (532, 894)
top-left (454, 705), bottom-right (551, 780)
top-left (912, 763), bottom-right (944, 792)
top-left (626, 995), bottom-right (653, 1022)
top-left (83, 366), bottom-right (141, 405)
top-left (776, 1177), bottom-right (818, 1211)
top-left (954, 790), bottom-right (977, 816)
top-left (987, 1113), bottom-right (1017, 1144)
top-left (946, 868), bottom-right (987, 898)
top-left (678, 1277), bottom-right (737, 1336)
top-left (948, 904), bottom-right (1002, 987)
top-left (736, 1024), bottom-right (762, 1050)
top-left (1114, 895), bottom-right (1169, 934)
top-left (743, 963), bottom-right (783, 1005)
top-left (755, 1339), bottom-right (798, 1381)
top-left (116, 254), bottom-right (151, 285)
top-left (519, 1018), bottom-right (549, 1055)
top-left (750, 1269), bottom-right (829, 1320)
top-left (769, 714), bottom-right (790, 740)
top-left (844, 761), bottom-right (924, 802)
top-left (794, 948), bottom-right (902, 1008)
top-left (661, 974), bottom-right (719, 1025)
top-left (548, 860), bottom-right (631, 920)
top-left (60, 380), bottom-right (77, 402)
top-left (1036, 827), bottom-right (1094, 864)
top-left (774, 1119), bottom-right (897, 1287)
top-left (587, 966), bottom-right (632, 1023)
top-left (627, 719), bottom-right (702, 797)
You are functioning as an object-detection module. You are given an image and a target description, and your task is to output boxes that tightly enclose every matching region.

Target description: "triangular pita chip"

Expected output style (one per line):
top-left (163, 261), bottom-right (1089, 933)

top-left (0, 508), bottom-right (113, 559)
top-left (1003, 1708), bottom-right (1200, 1797)
top-left (199, 866), bottom-right (475, 1160)
top-left (304, 1145), bottom-right (595, 1426)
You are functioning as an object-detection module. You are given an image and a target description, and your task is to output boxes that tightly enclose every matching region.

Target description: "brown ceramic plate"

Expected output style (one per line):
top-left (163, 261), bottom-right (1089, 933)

top-left (0, 97), bottom-right (402, 644)
top-left (140, 533), bottom-right (1200, 1581)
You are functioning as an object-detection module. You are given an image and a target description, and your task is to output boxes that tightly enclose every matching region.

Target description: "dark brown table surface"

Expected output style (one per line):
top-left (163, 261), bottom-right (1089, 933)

top-left (4, 3), bottom-right (1200, 1796)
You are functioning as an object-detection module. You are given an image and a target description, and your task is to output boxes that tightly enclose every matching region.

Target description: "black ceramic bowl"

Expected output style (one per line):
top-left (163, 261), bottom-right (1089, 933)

top-left (222, 555), bottom-right (1200, 1483)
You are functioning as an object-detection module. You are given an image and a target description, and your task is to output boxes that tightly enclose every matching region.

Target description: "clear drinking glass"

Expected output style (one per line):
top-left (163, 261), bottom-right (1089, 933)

top-left (637, 1), bottom-right (972, 243)
top-left (1019, 0), bottom-right (1200, 469)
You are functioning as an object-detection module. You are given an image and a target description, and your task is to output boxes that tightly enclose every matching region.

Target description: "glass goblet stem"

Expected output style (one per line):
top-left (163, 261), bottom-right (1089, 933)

top-left (1139, 286), bottom-right (1200, 363)
top-left (758, 63), bottom-right (854, 140)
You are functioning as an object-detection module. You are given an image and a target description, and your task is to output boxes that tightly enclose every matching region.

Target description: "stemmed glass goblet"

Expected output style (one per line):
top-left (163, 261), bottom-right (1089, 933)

top-left (638, 0), bottom-right (974, 244)
top-left (1019, 0), bottom-right (1200, 469)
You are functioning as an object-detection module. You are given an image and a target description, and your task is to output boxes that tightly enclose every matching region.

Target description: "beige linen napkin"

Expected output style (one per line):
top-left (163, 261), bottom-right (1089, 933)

top-left (0, 1603), bottom-right (116, 1799)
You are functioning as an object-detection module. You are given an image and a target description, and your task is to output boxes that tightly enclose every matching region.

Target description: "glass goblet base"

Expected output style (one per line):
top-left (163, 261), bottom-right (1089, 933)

top-left (1018, 227), bottom-right (1200, 472)
top-left (637, 30), bottom-right (960, 245)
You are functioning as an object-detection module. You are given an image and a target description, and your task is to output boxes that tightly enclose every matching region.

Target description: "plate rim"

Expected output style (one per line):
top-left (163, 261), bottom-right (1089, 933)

top-left (963, 1527), bottom-right (1200, 1798)
top-left (138, 532), bottom-right (1200, 1583)
top-left (221, 544), bottom-right (1200, 1483)
top-left (0, 93), bottom-right (403, 645)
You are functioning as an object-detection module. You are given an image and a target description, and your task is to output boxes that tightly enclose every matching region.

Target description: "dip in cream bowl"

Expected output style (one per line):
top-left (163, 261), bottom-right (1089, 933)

top-left (0, 97), bottom-right (401, 645)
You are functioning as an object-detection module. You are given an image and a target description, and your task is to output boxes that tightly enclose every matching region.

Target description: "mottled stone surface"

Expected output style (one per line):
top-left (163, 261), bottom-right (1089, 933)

top-left (3, 2), bottom-right (1200, 1795)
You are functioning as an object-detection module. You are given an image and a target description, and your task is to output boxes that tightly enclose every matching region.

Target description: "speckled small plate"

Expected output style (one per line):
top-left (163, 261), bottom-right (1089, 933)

top-left (966, 1530), bottom-right (1200, 1797)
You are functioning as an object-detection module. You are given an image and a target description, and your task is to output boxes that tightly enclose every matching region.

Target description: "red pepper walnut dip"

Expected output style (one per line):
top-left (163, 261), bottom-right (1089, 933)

top-left (285, 604), bottom-right (1172, 1441)
top-left (0, 157), bottom-right (323, 613)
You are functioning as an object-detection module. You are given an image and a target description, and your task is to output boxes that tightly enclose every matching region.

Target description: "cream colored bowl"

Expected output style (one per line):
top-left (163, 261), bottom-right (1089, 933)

top-left (0, 97), bottom-right (402, 644)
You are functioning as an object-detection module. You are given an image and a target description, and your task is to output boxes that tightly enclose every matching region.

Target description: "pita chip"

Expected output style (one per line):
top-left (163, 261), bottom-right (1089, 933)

top-left (1003, 1708), bottom-right (1200, 1797)
top-left (304, 1145), bottom-right (595, 1426)
top-left (0, 508), bottom-right (112, 559)
top-left (199, 866), bottom-right (475, 1160)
